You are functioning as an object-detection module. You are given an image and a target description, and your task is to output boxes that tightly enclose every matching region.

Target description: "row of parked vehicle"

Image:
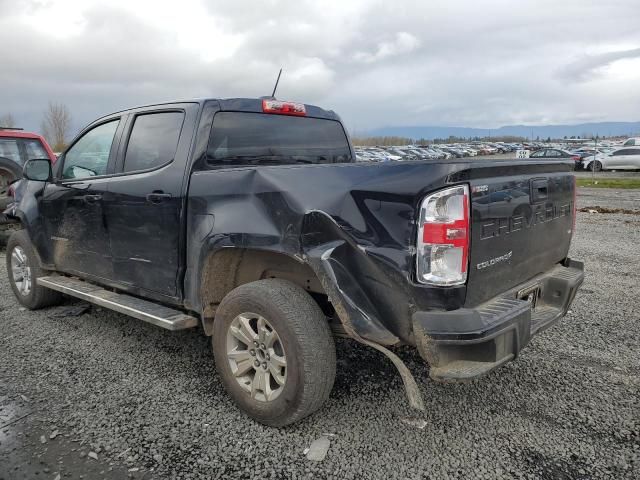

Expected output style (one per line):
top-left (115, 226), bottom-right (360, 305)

top-left (354, 138), bottom-right (640, 171)
top-left (354, 142), bottom-right (524, 162)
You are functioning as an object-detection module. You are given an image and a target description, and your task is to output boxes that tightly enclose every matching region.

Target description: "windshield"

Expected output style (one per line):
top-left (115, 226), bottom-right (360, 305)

top-left (207, 112), bottom-right (352, 166)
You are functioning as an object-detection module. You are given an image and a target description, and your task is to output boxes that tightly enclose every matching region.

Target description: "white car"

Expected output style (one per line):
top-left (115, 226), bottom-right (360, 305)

top-left (622, 137), bottom-right (640, 147)
top-left (583, 147), bottom-right (640, 171)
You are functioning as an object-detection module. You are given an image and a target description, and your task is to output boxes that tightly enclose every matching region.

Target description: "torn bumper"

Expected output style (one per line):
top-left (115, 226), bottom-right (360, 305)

top-left (412, 259), bottom-right (584, 381)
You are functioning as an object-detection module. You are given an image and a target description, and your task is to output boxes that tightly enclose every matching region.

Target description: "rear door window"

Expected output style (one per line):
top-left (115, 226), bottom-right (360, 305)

top-left (207, 112), bottom-right (352, 166)
top-left (0, 139), bottom-right (21, 164)
top-left (123, 112), bottom-right (184, 173)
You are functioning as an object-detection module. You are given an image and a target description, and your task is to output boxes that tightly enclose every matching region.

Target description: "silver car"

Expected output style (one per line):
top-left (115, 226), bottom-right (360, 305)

top-left (583, 147), bottom-right (640, 171)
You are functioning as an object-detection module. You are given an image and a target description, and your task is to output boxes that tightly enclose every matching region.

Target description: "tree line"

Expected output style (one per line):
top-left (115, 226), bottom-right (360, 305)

top-left (0, 102), bottom-right (72, 152)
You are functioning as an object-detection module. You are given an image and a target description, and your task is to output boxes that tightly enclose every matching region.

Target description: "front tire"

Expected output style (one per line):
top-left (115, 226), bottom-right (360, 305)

top-left (212, 279), bottom-right (336, 426)
top-left (6, 230), bottom-right (63, 309)
top-left (589, 160), bottom-right (603, 172)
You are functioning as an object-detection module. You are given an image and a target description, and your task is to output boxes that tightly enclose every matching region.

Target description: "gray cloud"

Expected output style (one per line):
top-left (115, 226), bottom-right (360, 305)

top-left (558, 48), bottom-right (640, 81)
top-left (1, 0), bottom-right (639, 138)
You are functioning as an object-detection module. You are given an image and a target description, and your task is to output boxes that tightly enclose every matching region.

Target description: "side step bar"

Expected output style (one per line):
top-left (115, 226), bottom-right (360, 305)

top-left (38, 276), bottom-right (198, 331)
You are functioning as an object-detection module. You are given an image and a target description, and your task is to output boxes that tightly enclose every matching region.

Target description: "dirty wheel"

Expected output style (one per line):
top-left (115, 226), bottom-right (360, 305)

top-left (225, 312), bottom-right (288, 402)
top-left (6, 230), bottom-right (63, 309)
top-left (212, 279), bottom-right (335, 426)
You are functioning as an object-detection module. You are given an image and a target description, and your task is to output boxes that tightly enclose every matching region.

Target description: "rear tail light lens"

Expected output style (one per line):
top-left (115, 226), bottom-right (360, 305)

top-left (416, 185), bottom-right (470, 286)
top-left (262, 99), bottom-right (306, 116)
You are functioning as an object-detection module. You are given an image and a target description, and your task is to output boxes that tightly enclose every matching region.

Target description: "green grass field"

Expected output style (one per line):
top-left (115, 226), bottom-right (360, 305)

top-left (577, 178), bottom-right (640, 189)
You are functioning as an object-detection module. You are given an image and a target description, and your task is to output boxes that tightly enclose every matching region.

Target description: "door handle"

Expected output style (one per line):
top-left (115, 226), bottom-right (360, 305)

top-left (84, 194), bottom-right (102, 203)
top-left (146, 192), bottom-right (172, 204)
top-left (530, 178), bottom-right (548, 203)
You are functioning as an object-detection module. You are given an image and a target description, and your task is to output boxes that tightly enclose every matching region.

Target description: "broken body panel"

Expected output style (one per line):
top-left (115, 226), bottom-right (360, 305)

top-left (12, 98), bottom-right (584, 391)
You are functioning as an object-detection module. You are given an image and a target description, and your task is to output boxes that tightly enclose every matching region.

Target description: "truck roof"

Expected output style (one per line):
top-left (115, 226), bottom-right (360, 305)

top-left (0, 128), bottom-right (46, 140)
top-left (98, 98), bottom-right (341, 122)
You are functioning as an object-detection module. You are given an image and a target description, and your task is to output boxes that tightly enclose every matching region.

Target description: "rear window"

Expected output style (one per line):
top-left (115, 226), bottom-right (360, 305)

top-left (0, 139), bottom-right (21, 164)
top-left (24, 139), bottom-right (49, 161)
top-left (206, 112), bottom-right (352, 166)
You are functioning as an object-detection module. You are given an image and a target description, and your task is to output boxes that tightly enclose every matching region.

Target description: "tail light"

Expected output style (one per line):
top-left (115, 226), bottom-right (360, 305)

top-left (416, 185), bottom-right (470, 286)
top-left (571, 155), bottom-right (580, 162)
top-left (262, 99), bottom-right (306, 116)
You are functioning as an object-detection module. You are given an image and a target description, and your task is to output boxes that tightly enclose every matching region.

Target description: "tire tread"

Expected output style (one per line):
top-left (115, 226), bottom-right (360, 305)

top-left (213, 279), bottom-right (336, 426)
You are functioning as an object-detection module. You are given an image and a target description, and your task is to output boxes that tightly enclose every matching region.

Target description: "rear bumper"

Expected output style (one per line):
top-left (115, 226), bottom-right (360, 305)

top-left (412, 259), bottom-right (584, 381)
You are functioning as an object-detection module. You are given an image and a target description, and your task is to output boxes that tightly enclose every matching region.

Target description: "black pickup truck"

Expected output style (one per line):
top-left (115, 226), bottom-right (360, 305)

top-left (6, 98), bottom-right (584, 426)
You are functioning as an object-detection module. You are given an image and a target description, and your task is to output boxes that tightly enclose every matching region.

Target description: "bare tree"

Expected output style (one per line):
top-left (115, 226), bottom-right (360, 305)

top-left (41, 102), bottom-right (72, 151)
top-left (0, 113), bottom-right (15, 128)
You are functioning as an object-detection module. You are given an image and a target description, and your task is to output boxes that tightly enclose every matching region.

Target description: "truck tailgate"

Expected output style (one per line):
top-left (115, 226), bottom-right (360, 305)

top-left (466, 168), bottom-right (575, 306)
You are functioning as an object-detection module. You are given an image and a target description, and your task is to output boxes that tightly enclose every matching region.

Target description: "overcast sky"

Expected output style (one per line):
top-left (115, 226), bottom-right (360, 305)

top-left (1, 0), bottom-right (639, 137)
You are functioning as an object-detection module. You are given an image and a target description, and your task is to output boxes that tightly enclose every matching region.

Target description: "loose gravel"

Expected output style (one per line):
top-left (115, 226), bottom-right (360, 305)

top-left (1, 188), bottom-right (638, 480)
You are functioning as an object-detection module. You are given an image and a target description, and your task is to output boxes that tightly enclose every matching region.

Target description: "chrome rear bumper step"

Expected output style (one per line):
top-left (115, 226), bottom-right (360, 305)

top-left (37, 276), bottom-right (198, 331)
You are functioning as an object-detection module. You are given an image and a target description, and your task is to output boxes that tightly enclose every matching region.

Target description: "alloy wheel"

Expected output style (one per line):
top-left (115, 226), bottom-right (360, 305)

top-left (226, 312), bottom-right (287, 402)
top-left (11, 246), bottom-right (32, 296)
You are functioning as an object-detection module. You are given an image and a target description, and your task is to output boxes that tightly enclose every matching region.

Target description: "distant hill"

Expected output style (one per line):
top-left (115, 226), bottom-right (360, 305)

top-left (365, 121), bottom-right (640, 140)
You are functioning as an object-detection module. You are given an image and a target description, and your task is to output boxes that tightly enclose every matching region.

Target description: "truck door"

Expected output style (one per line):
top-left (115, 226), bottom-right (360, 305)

top-left (105, 104), bottom-right (197, 298)
top-left (42, 118), bottom-right (123, 279)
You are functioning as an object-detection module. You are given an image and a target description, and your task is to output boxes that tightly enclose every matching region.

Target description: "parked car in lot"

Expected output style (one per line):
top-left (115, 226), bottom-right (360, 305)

top-left (582, 147), bottom-right (640, 171)
top-left (6, 97), bottom-right (584, 426)
top-left (529, 148), bottom-right (579, 161)
top-left (0, 128), bottom-right (57, 208)
top-left (529, 148), bottom-right (581, 169)
top-left (622, 137), bottom-right (640, 147)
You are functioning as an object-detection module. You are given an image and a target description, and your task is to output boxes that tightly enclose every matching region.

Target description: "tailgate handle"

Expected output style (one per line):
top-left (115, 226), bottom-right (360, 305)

top-left (530, 178), bottom-right (548, 203)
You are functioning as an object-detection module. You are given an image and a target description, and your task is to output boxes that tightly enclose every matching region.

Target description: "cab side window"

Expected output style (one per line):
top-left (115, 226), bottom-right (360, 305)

top-left (123, 112), bottom-right (184, 173)
top-left (62, 120), bottom-right (120, 180)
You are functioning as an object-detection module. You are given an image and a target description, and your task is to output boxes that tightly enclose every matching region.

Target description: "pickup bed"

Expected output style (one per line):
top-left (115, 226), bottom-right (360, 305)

top-left (6, 98), bottom-right (584, 426)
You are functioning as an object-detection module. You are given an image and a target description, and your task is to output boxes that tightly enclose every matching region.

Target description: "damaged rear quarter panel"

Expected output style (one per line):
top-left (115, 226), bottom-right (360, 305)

top-left (184, 160), bottom-right (468, 345)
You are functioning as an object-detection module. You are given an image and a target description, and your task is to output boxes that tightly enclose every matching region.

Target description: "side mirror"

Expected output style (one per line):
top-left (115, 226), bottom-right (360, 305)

top-left (23, 158), bottom-right (52, 182)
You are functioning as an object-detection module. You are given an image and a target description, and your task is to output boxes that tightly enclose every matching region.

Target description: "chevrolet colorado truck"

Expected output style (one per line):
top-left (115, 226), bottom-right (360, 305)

top-left (6, 98), bottom-right (584, 426)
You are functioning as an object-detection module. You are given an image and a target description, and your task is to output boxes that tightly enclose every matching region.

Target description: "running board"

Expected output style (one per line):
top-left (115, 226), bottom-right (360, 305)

top-left (37, 276), bottom-right (198, 331)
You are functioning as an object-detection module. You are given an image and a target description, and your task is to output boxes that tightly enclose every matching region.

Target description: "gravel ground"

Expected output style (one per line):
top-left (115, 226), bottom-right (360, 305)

top-left (1, 189), bottom-right (639, 480)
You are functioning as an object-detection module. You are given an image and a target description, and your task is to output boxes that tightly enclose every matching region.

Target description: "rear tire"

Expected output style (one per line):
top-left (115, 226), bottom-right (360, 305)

top-left (6, 230), bottom-right (63, 309)
top-left (212, 279), bottom-right (336, 426)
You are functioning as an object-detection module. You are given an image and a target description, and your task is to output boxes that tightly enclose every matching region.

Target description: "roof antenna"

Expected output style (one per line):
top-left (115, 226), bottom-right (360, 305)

top-left (271, 68), bottom-right (283, 98)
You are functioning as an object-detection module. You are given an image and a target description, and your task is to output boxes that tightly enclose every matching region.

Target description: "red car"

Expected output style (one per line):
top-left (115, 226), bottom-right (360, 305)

top-left (0, 127), bottom-right (57, 208)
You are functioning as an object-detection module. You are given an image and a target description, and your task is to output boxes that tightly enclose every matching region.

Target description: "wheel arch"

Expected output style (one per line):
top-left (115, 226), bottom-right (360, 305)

top-left (199, 248), bottom-right (326, 335)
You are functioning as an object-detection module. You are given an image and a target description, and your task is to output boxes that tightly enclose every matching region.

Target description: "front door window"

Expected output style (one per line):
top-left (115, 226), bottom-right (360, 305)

top-left (62, 120), bottom-right (119, 179)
